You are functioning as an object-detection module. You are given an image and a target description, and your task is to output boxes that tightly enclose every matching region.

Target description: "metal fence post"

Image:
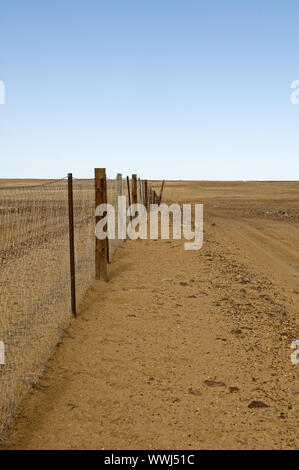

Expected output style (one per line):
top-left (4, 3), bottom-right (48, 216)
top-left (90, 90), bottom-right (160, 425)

top-left (158, 180), bottom-right (165, 205)
top-left (68, 173), bottom-right (77, 317)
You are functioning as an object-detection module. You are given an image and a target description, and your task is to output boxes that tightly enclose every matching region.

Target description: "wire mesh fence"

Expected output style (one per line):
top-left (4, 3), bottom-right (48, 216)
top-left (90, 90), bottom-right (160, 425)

top-left (0, 174), bottom-right (127, 433)
top-left (0, 179), bottom-right (70, 433)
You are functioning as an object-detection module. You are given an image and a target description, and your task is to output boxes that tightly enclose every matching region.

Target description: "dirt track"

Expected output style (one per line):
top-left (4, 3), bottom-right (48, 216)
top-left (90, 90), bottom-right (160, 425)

top-left (1, 181), bottom-right (298, 449)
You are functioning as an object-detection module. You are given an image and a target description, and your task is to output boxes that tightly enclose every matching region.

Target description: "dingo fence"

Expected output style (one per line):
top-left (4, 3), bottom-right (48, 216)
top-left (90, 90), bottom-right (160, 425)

top-left (0, 170), bottom-right (162, 434)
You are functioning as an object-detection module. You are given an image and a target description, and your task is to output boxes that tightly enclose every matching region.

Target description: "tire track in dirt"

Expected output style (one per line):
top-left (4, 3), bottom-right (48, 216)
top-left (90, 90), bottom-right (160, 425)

top-left (209, 212), bottom-right (299, 290)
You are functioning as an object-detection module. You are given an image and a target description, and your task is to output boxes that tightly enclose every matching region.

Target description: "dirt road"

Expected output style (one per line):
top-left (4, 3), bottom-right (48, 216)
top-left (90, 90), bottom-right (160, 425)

top-left (1, 181), bottom-right (298, 449)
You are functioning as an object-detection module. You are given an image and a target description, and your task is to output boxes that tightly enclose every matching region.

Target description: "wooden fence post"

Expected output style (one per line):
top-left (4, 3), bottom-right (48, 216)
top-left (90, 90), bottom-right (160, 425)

top-left (141, 180), bottom-right (146, 207)
top-left (132, 174), bottom-right (137, 205)
top-left (116, 173), bottom-right (125, 242)
top-left (144, 180), bottom-right (148, 211)
top-left (126, 176), bottom-right (133, 224)
top-left (138, 178), bottom-right (143, 204)
top-left (95, 168), bottom-right (108, 281)
top-left (68, 173), bottom-right (77, 317)
top-left (117, 173), bottom-right (122, 196)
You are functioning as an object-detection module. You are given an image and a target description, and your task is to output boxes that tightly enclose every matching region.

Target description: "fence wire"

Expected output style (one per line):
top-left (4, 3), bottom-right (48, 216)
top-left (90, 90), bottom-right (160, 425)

top-left (107, 177), bottom-right (125, 257)
top-left (0, 175), bottom-right (126, 433)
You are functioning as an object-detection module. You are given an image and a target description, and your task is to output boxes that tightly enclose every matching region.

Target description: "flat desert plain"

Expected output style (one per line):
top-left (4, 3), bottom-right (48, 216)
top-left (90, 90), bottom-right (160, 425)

top-left (1, 180), bottom-right (298, 450)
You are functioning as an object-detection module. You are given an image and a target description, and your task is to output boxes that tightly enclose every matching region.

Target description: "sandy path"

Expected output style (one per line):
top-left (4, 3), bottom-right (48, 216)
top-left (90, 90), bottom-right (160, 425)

top-left (210, 212), bottom-right (299, 289)
top-left (2, 211), bottom-right (298, 450)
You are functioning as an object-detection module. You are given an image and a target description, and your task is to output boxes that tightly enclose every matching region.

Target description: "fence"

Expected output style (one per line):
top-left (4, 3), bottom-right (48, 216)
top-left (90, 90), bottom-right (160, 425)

top-left (0, 171), bottom-right (164, 434)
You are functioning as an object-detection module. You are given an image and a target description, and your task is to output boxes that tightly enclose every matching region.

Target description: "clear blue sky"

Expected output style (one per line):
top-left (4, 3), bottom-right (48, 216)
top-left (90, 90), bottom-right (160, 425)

top-left (1, 0), bottom-right (299, 180)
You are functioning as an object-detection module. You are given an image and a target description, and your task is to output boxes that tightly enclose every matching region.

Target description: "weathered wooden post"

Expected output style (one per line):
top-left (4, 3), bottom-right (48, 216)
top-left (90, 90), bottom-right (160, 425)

top-left (95, 168), bottom-right (108, 281)
top-left (132, 174), bottom-right (138, 205)
top-left (138, 178), bottom-right (143, 204)
top-left (149, 188), bottom-right (153, 210)
top-left (144, 180), bottom-right (148, 211)
top-left (116, 173), bottom-right (123, 244)
top-left (116, 173), bottom-right (122, 196)
top-left (126, 176), bottom-right (133, 225)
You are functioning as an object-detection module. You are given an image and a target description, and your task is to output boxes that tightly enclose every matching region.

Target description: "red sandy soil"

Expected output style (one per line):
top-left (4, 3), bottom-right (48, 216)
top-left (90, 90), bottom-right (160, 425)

top-left (1, 181), bottom-right (298, 449)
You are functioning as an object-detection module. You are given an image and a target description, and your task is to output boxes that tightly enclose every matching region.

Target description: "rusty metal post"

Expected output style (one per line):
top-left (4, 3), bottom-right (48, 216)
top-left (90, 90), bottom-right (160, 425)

top-left (158, 180), bottom-right (165, 205)
top-left (68, 173), bottom-right (77, 317)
